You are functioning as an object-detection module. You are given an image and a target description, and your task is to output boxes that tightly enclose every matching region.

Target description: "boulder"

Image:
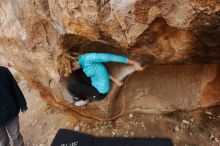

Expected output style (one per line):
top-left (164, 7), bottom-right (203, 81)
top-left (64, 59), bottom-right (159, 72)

top-left (0, 0), bottom-right (219, 120)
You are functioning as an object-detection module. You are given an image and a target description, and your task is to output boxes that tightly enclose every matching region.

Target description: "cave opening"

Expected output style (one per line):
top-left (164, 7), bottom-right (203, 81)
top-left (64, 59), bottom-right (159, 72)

top-left (56, 34), bottom-right (220, 112)
top-left (56, 34), bottom-right (131, 91)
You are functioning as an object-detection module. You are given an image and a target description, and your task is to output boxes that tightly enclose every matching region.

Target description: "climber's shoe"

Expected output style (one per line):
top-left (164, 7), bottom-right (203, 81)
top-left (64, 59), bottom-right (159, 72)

top-left (75, 99), bottom-right (89, 107)
top-left (72, 96), bottom-right (80, 101)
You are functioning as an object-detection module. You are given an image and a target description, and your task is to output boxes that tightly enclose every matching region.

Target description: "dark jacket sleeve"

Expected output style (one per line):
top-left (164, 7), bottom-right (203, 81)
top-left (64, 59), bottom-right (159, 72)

top-left (7, 69), bottom-right (27, 111)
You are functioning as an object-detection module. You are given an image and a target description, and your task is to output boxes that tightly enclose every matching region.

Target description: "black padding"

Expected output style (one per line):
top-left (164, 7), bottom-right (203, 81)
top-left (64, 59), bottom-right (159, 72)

top-left (51, 129), bottom-right (173, 146)
top-left (51, 129), bottom-right (93, 146)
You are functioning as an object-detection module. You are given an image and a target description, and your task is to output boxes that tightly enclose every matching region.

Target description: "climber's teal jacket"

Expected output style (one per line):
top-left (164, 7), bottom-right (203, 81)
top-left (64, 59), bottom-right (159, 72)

top-left (78, 53), bottom-right (128, 94)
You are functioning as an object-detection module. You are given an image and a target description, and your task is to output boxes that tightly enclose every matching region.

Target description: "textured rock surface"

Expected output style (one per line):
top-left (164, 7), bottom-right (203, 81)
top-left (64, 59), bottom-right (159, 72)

top-left (0, 0), bottom-right (220, 120)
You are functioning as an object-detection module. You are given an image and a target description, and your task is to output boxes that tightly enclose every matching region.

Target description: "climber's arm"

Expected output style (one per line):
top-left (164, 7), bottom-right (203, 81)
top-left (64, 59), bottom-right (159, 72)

top-left (82, 53), bottom-right (128, 64)
top-left (81, 53), bottom-right (144, 71)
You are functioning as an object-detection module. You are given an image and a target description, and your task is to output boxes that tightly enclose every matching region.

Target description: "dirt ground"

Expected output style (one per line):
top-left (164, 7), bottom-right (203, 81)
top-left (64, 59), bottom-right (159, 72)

top-left (18, 77), bottom-right (220, 146)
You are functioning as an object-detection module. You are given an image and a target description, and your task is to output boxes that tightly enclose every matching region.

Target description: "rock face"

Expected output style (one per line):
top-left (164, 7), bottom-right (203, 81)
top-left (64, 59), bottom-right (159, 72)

top-left (0, 0), bottom-right (220, 120)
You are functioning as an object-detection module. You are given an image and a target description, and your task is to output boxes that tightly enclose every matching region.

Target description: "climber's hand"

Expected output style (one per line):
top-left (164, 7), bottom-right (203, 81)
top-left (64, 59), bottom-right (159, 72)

top-left (127, 59), bottom-right (144, 71)
top-left (133, 62), bottom-right (144, 71)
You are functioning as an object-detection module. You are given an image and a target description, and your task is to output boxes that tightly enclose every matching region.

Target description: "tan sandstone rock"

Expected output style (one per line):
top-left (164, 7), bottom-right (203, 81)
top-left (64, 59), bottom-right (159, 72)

top-left (0, 0), bottom-right (219, 120)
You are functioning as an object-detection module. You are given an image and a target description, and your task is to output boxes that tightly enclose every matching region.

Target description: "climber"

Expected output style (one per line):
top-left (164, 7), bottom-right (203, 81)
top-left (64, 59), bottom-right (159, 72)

top-left (67, 52), bottom-right (144, 107)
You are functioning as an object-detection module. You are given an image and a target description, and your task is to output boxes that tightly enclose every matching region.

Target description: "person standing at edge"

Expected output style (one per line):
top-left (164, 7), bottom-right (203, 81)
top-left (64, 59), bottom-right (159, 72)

top-left (67, 52), bottom-right (143, 107)
top-left (0, 66), bottom-right (27, 146)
